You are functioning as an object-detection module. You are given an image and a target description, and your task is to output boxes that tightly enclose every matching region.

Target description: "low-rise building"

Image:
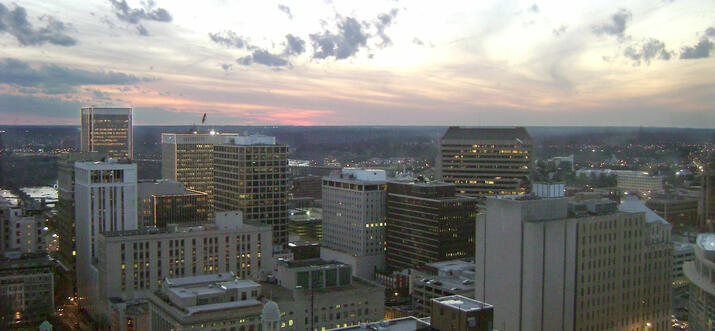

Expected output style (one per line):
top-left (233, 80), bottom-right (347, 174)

top-left (0, 204), bottom-right (47, 254)
top-left (288, 208), bottom-right (322, 241)
top-left (411, 259), bottom-right (475, 317)
top-left (0, 253), bottom-right (54, 329)
top-left (646, 195), bottom-right (699, 232)
top-left (617, 171), bottom-right (664, 196)
top-left (148, 272), bottom-right (263, 331)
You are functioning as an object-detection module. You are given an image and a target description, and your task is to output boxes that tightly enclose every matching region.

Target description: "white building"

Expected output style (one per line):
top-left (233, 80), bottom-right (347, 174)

top-left (74, 160), bottom-right (138, 319)
top-left (475, 196), bottom-right (672, 331)
top-left (617, 171), bottom-right (664, 195)
top-left (148, 272), bottom-right (264, 331)
top-left (683, 233), bottom-right (715, 331)
top-left (93, 212), bottom-right (273, 322)
top-left (0, 204), bottom-right (47, 254)
top-left (321, 168), bottom-right (386, 280)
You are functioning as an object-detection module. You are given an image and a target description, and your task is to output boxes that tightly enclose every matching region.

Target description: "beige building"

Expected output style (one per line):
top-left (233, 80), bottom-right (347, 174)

top-left (475, 196), bottom-right (672, 331)
top-left (436, 127), bottom-right (532, 197)
top-left (411, 259), bottom-right (475, 317)
top-left (683, 233), bottom-right (715, 331)
top-left (616, 171), bottom-right (664, 196)
top-left (148, 272), bottom-right (263, 331)
top-left (93, 212), bottom-right (273, 323)
top-left (266, 258), bottom-right (385, 331)
top-left (0, 205), bottom-right (46, 254)
top-left (213, 136), bottom-right (289, 250)
top-left (81, 107), bottom-right (133, 159)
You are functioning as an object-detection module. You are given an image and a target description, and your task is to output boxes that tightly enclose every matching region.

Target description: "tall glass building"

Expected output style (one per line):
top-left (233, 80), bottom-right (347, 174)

top-left (80, 107), bottom-right (133, 159)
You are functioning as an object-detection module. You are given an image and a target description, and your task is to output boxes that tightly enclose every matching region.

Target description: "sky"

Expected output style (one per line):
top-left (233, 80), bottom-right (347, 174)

top-left (0, 0), bottom-right (713, 127)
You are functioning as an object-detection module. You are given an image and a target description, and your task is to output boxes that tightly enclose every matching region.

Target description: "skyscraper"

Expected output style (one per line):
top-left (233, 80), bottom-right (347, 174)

top-left (74, 160), bottom-right (137, 318)
top-left (80, 107), bottom-right (133, 159)
top-left (213, 135), bottom-right (289, 250)
top-left (436, 126), bottom-right (532, 197)
top-left (321, 168), bottom-right (386, 280)
top-left (161, 132), bottom-right (240, 200)
top-left (474, 196), bottom-right (672, 330)
top-left (385, 180), bottom-right (477, 271)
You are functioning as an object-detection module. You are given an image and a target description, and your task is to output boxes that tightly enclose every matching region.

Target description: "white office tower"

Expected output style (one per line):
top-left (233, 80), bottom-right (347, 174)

top-left (74, 160), bottom-right (138, 319)
top-left (683, 233), bottom-right (715, 331)
top-left (321, 168), bottom-right (386, 280)
top-left (475, 196), bottom-right (672, 331)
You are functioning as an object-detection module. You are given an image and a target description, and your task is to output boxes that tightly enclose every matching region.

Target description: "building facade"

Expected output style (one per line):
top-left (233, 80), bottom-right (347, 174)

top-left (81, 107), bottom-right (133, 159)
top-left (321, 169), bottom-right (386, 280)
top-left (386, 181), bottom-right (477, 271)
top-left (646, 196), bottom-right (699, 232)
top-left (436, 127), bottom-right (532, 197)
top-left (74, 160), bottom-right (138, 319)
top-left (137, 180), bottom-right (209, 228)
top-left (411, 259), bottom-right (476, 317)
top-left (0, 205), bottom-right (46, 254)
top-left (475, 196), bottom-right (672, 331)
top-left (703, 162), bottom-right (715, 232)
top-left (213, 136), bottom-right (289, 250)
top-left (0, 253), bottom-right (54, 329)
top-left (616, 171), bottom-right (664, 196)
top-left (683, 233), bottom-right (715, 331)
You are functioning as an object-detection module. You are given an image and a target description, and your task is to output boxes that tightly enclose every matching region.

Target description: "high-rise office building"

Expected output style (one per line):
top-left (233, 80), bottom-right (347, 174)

top-left (436, 127), bottom-right (532, 197)
top-left (213, 136), bottom-right (289, 250)
top-left (81, 107), bottom-right (133, 159)
top-left (56, 152), bottom-right (104, 271)
top-left (703, 162), bottom-right (715, 232)
top-left (160, 132), bottom-right (240, 200)
top-left (682, 233), bottom-right (714, 331)
top-left (321, 169), bottom-right (386, 280)
top-left (385, 180), bottom-right (477, 271)
top-left (74, 160), bottom-right (138, 318)
top-left (137, 179), bottom-right (209, 228)
top-left (475, 196), bottom-right (672, 331)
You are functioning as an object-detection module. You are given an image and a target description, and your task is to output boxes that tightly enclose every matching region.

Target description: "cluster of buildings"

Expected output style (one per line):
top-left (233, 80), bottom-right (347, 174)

top-left (2, 107), bottom-right (714, 331)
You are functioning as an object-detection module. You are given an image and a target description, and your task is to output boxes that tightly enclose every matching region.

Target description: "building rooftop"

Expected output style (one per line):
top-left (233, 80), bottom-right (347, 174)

top-left (432, 295), bottom-right (493, 312)
top-left (328, 316), bottom-right (430, 330)
top-left (281, 258), bottom-right (347, 269)
top-left (441, 126), bottom-right (531, 142)
top-left (101, 221), bottom-right (266, 238)
top-left (138, 180), bottom-right (204, 197)
top-left (618, 198), bottom-right (669, 224)
top-left (164, 272), bottom-right (238, 288)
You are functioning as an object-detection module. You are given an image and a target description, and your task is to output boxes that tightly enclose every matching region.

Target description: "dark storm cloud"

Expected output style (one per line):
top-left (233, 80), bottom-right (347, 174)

top-left (237, 50), bottom-right (290, 67)
top-left (0, 93), bottom-right (82, 119)
top-left (0, 58), bottom-right (145, 94)
top-left (679, 39), bottom-right (713, 59)
top-left (592, 9), bottom-right (632, 38)
top-left (623, 38), bottom-right (672, 65)
top-left (0, 3), bottom-right (77, 46)
top-left (109, 0), bottom-right (172, 24)
top-left (209, 30), bottom-right (251, 49)
top-left (278, 4), bottom-right (293, 19)
top-left (375, 8), bottom-right (398, 47)
top-left (310, 16), bottom-right (369, 59)
top-left (284, 34), bottom-right (305, 55)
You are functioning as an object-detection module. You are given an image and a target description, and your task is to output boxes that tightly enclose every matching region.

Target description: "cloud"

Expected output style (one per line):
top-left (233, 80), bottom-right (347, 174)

top-left (237, 50), bottom-right (289, 67)
top-left (375, 8), bottom-right (398, 48)
top-left (209, 30), bottom-right (251, 49)
top-left (284, 34), bottom-right (305, 55)
top-left (310, 16), bottom-right (369, 59)
top-left (707, 27), bottom-right (715, 38)
top-left (527, 4), bottom-right (539, 13)
top-left (278, 4), bottom-right (293, 19)
top-left (0, 58), bottom-right (145, 94)
top-left (679, 39), bottom-right (713, 59)
top-left (623, 38), bottom-right (672, 65)
top-left (221, 63), bottom-right (232, 72)
top-left (412, 37), bottom-right (424, 46)
top-left (552, 25), bottom-right (567, 37)
top-left (136, 24), bottom-right (149, 36)
top-left (109, 0), bottom-right (172, 24)
top-left (592, 9), bottom-right (631, 38)
top-left (0, 93), bottom-right (83, 120)
top-left (0, 3), bottom-right (77, 46)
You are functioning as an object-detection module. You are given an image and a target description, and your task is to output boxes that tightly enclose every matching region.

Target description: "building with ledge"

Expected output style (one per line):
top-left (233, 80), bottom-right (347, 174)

top-left (137, 179), bottom-right (209, 228)
top-left (683, 233), bottom-right (715, 331)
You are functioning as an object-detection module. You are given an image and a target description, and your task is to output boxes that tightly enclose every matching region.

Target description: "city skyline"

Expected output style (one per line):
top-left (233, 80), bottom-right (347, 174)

top-left (0, 0), bottom-right (714, 128)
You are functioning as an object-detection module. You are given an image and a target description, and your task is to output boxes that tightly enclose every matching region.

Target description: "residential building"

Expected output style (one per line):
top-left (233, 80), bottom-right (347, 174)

top-left (386, 180), bottom-right (477, 271)
top-left (137, 179), bottom-right (209, 228)
top-left (683, 233), bottom-right (715, 331)
top-left (411, 259), bottom-right (475, 317)
top-left (266, 258), bottom-right (385, 330)
top-left (0, 204), bottom-right (46, 254)
top-left (647, 195), bottom-right (699, 232)
top-left (616, 171), bottom-right (664, 196)
top-left (80, 107), bottom-right (133, 159)
top-left (94, 212), bottom-right (273, 322)
top-left (321, 169), bottom-right (386, 280)
top-left (475, 196), bottom-right (672, 331)
top-left (160, 132), bottom-right (240, 214)
top-left (213, 135), bottom-right (289, 250)
top-left (74, 160), bottom-right (138, 319)
top-left (55, 152), bottom-right (104, 272)
top-left (148, 272), bottom-right (263, 331)
top-left (0, 253), bottom-right (54, 329)
top-left (436, 126), bottom-right (532, 197)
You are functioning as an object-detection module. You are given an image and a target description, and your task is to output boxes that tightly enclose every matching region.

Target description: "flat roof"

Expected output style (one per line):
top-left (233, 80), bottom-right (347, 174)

top-left (432, 295), bottom-right (493, 312)
top-left (165, 272), bottom-right (237, 287)
top-left (441, 126), bottom-right (531, 142)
